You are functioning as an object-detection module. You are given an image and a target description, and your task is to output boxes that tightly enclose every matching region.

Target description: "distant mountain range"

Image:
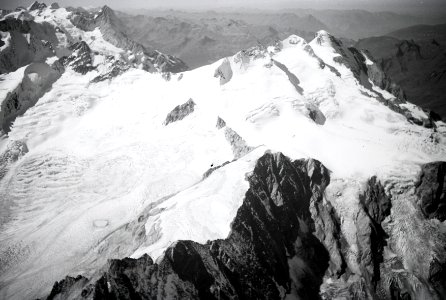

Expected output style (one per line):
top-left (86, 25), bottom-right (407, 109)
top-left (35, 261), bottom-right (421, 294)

top-left (116, 11), bottom-right (325, 68)
top-left (117, 8), bottom-right (445, 68)
top-left (357, 23), bottom-right (446, 120)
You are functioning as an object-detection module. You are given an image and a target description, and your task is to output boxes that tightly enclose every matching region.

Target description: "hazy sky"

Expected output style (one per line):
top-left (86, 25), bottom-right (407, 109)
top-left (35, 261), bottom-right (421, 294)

top-left (1, 0), bottom-right (446, 13)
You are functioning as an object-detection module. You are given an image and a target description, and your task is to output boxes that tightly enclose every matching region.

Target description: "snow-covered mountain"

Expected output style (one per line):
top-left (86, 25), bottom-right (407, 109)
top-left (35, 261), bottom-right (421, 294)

top-left (0, 2), bottom-right (445, 300)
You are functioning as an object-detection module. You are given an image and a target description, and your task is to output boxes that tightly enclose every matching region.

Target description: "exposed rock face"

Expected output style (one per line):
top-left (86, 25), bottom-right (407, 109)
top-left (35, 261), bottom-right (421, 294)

top-left (45, 152), bottom-right (331, 300)
top-left (163, 98), bottom-right (196, 126)
top-left (321, 170), bottom-right (446, 300)
top-left (91, 58), bottom-right (130, 83)
top-left (356, 176), bottom-right (391, 295)
top-left (416, 161), bottom-right (446, 221)
top-left (272, 59), bottom-right (304, 94)
top-left (28, 1), bottom-right (47, 11)
top-left (315, 31), bottom-right (443, 127)
top-left (214, 58), bottom-right (233, 85)
top-left (357, 36), bottom-right (446, 121)
top-left (150, 50), bottom-right (188, 73)
top-left (216, 116), bottom-right (226, 129)
top-left (306, 103), bottom-right (326, 125)
top-left (0, 140), bottom-right (28, 180)
top-left (365, 54), bottom-right (406, 103)
top-left (46, 275), bottom-right (89, 300)
top-left (315, 31), bottom-right (406, 103)
top-left (202, 161), bottom-right (231, 179)
top-left (310, 188), bottom-right (346, 278)
top-left (0, 19), bottom-right (57, 74)
top-left (68, 5), bottom-right (188, 74)
top-left (0, 62), bottom-right (62, 132)
top-left (289, 35), bottom-right (341, 76)
top-left (60, 41), bottom-right (95, 74)
top-left (224, 127), bottom-right (254, 159)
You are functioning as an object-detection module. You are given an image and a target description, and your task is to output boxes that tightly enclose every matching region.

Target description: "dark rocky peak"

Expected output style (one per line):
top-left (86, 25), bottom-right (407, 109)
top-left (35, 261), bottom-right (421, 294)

top-left (0, 18), bottom-right (31, 33)
top-left (70, 5), bottom-right (188, 74)
top-left (0, 63), bottom-right (63, 133)
top-left (216, 116), bottom-right (226, 129)
top-left (416, 161), bottom-right (446, 221)
top-left (91, 57), bottom-right (129, 83)
top-left (0, 19), bottom-right (58, 74)
top-left (96, 5), bottom-right (123, 29)
top-left (60, 41), bottom-right (95, 74)
top-left (234, 43), bottom-right (269, 68)
top-left (224, 127), bottom-right (254, 159)
top-left (315, 32), bottom-right (413, 116)
top-left (359, 176), bottom-right (391, 224)
top-left (315, 31), bottom-right (369, 81)
top-left (28, 1), bottom-right (47, 11)
top-left (99, 5), bottom-right (114, 17)
top-left (68, 9), bottom-right (96, 32)
top-left (315, 30), bottom-right (345, 53)
top-left (163, 98), bottom-right (196, 126)
top-left (45, 152), bottom-right (331, 300)
top-left (147, 50), bottom-right (188, 73)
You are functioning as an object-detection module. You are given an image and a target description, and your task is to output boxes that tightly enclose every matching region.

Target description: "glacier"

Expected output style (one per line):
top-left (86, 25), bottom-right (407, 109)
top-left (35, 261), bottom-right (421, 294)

top-left (0, 2), bottom-right (445, 300)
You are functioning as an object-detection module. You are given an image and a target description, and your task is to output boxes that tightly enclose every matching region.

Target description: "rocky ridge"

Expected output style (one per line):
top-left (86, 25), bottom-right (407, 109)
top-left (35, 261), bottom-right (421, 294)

top-left (45, 152), bottom-right (332, 300)
top-left (44, 153), bottom-right (446, 300)
top-left (313, 31), bottom-right (440, 128)
top-left (0, 2), bottom-right (188, 134)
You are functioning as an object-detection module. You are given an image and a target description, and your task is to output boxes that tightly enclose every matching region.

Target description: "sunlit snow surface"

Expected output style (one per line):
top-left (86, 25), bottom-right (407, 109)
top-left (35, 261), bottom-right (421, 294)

top-left (0, 30), bottom-right (446, 299)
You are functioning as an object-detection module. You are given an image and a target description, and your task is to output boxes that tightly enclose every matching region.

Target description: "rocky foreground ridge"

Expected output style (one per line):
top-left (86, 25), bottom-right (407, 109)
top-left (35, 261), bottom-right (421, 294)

top-left (45, 152), bottom-right (446, 300)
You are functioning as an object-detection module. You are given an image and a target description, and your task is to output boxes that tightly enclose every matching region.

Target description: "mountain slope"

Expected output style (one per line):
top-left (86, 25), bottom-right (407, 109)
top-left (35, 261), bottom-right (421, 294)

top-left (117, 11), bottom-right (327, 68)
top-left (0, 2), bottom-right (187, 75)
top-left (0, 2), bottom-right (188, 133)
top-left (0, 4), bottom-right (445, 300)
top-left (387, 23), bottom-right (446, 43)
top-left (357, 35), bottom-right (446, 120)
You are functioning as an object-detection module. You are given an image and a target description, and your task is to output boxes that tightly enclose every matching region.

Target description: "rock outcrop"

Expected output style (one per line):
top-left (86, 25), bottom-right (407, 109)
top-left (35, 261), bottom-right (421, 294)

top-left (45, 152), bottom-right (331, 300)
top-left (365, 53), bottom-right (406, 102)
top-left (214, 58), bottom-right (232, 85)
top-left (224, 127), bottom-right (254, 159)
top-left (0, 62), bottom-right (62, 132)
top-left (416, 161), bottom-right (446, 221)
top-left (305, 103), bottom-right (326, 125)
top-left (28, 1), bottom-right (47, 11)
top-left (272, 59), bottom-right (304, 94)
top-left (0, 19), bottom-right (57, 74)
top-left (356, 176), bottom-right (392, 296)
top-left (60, 41), bottom-right (95, 74)
top-left (0, 140), bottom-right (28, 180)
top-left (163, 98), bottom-right (196, 126)
top-left (216, 116), bottom-right (226, 129)
top-left (69, 5), bottom-right (188, 73)
top-left (313, 31), bottom-right (443, 127)
top-left (91, 58), bottom-right (130, 83)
